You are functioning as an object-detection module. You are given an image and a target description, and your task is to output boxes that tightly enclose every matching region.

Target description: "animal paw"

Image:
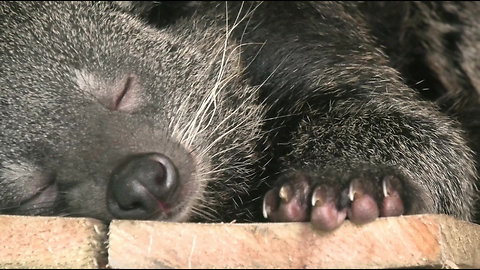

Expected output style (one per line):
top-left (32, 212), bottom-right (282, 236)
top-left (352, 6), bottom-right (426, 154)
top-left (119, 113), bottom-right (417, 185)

top-left (262, 168), bottom-right (405, 231)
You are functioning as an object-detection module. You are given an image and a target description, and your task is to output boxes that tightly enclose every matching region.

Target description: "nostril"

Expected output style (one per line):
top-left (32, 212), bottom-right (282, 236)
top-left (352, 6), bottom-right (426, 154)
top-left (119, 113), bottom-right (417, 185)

top-left (128, 201), bottom-right (143, 210)
top-left (107, 153), bottom-right (179, 220)
top-left (155, 173), bottom-right (165, 185)
top-left (149, 153), bottom-right (178, 196)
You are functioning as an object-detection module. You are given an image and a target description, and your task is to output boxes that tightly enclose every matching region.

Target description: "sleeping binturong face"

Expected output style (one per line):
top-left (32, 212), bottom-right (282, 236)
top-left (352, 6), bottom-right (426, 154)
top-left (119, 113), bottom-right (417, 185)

top-left (0, 1), bottom-right (264, 222)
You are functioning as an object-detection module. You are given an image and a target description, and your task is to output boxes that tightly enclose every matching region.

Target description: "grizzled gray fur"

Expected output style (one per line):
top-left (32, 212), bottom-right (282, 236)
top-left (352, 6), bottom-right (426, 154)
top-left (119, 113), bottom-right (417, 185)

top-left (0, 1), bottom-right (479, 231)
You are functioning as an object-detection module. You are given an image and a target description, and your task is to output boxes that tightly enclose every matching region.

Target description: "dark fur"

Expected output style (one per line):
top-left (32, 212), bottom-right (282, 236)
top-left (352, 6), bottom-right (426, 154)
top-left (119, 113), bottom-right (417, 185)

top-left (0, 1), bottom-right (478, 226)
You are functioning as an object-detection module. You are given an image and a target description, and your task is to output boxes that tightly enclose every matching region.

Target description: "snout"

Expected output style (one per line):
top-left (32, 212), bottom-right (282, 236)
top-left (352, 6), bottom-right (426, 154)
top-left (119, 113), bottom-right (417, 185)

top-left (107, 153), bottom-right (179, 220)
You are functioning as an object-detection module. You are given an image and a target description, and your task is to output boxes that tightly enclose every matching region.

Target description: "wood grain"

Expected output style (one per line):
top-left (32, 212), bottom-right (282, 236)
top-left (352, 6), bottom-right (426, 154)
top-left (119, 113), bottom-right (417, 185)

top-left (0, 215), bottom-right (107, 269)
top-left (108, 214), bottom-right (480, 269)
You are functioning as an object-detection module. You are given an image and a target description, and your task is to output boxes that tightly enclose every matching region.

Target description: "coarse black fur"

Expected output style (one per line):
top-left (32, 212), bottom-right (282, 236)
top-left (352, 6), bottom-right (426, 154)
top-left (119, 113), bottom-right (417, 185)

top-left (0, 1), bottom-right (479, 229)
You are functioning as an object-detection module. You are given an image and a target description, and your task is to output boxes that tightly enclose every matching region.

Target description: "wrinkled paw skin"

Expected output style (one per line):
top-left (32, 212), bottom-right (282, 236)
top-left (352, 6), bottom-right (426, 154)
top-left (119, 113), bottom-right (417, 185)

top-left (263, 168), bottom-right (406, 232)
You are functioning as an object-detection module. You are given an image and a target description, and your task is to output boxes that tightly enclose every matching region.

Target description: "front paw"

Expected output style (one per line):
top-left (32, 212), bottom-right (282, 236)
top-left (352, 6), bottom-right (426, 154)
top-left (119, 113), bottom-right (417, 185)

top-left (263, 167), bottom-right (406, 231)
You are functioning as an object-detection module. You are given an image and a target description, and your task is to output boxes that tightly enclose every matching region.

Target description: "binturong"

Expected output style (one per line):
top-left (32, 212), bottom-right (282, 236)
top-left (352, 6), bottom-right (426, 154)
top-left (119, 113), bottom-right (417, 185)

top-left (0, 1), bottom-right (479, 231)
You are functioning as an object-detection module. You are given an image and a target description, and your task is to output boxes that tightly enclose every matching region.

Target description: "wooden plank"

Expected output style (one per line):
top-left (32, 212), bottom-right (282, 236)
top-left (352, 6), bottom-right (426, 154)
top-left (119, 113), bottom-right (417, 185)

top-left (108, 214), bottom-right (480, 269)
top-left (0, 215), bottom-right (107, 269)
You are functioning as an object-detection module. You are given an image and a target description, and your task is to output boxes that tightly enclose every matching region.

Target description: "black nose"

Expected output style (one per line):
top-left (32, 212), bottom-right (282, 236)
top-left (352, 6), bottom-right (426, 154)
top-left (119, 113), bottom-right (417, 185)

top-left (107, 153), bottom-right (178, 219)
